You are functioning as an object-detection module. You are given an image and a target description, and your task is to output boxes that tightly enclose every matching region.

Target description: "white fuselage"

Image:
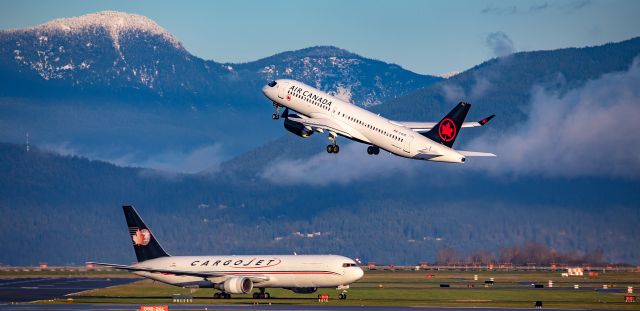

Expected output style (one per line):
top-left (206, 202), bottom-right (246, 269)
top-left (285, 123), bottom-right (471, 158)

top-left (262, 79), bottom-right (465, 163)
top-left (132, 254), bottom-right (363, 289)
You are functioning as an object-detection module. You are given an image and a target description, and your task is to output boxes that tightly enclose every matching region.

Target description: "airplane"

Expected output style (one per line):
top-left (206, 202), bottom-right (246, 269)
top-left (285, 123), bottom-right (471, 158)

top-left (91, 206), bottom-right (364, 300)
top-left (262, 79), bottom-right (496, 163)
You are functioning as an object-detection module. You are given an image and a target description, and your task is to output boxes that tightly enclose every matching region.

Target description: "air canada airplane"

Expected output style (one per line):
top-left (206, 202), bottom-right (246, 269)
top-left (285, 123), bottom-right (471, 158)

top-left (262, 79), bottom-right (496, 163)
top-left (91, 206), bottom-right (363, 299)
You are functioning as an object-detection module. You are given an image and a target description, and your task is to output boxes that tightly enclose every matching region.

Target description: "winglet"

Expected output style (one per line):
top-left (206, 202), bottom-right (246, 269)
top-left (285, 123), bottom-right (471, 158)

top-left (478, 114), bottom-right (495, 126)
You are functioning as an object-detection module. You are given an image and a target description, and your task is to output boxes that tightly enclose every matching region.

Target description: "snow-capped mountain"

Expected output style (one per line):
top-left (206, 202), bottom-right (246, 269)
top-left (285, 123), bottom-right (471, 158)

top-left (0, 11), bottom-right (232, 101)
top-left (0, 11), bottom-right (439, 107)
top-left (238, 46), bottom-right (440, 107)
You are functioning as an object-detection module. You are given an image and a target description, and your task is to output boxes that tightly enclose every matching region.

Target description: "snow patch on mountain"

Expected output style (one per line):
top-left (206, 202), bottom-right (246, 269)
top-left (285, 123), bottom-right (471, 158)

top-left (437, 71), bottom-right (461, 79)
top-left (7, 11), bottom-right (182, 52)
top-left (330, 85), bottom-right (353, 103)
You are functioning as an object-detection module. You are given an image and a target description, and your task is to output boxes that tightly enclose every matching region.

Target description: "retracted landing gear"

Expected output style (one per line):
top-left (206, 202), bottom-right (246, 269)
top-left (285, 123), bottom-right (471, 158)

top-left (366, 146), bottom-right (380, 155)
top-left (252, 288), bottom-right (271, 299)
top-left (326, 132), bottom-right (340, 154)
top-left (272, 102), bottom-right (281, 120)
top-left (213, 291), bottom-right (231, 299)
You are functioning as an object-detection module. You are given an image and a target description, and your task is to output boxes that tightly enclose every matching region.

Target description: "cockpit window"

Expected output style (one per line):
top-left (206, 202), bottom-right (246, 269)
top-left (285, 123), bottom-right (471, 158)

top-left (268, 81), bottom-right (277, 87)
top-left (342, 263), bottom-right (357, 267)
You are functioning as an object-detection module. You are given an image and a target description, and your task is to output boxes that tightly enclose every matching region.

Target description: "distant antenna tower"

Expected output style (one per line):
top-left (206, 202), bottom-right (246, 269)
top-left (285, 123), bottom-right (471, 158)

top-left (25, 132), bottom-right (30, 152)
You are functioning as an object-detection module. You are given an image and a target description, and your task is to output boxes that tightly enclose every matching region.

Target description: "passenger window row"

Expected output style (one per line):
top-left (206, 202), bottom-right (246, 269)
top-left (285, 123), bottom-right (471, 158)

top-left (285, 90), bottom-right (404, 143)
top-left (340, 112), bottom-right (403, 142)
top-left (288, 91), bottom-right (329, 111)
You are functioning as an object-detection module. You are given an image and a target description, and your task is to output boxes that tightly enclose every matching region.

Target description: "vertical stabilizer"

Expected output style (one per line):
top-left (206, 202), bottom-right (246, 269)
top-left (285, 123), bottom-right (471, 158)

top-left (422, 102), bottom-right (471, 147)
top-left (123, 205), bottom-right (169, 262)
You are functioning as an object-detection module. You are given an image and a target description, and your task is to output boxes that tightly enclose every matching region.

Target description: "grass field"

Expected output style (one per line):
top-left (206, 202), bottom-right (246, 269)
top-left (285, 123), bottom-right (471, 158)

top-left (31, 269), bottom-right (637, 310)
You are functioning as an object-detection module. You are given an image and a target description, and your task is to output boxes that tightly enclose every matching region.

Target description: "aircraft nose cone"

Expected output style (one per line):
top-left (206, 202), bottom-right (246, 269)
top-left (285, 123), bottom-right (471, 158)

top-left (353, 267), bottom-right (364, 281)
top-left (261, 85), bottom-right (269, 96)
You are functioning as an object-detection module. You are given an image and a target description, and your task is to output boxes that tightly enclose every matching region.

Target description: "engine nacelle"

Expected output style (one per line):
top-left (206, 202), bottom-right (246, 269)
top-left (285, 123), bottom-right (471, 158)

top-left (214, 277), bottom-right (253, 294)
top-left (287, 287), bottom-right (318, 294)
top-left (284, 115), bottom-right (313, 138)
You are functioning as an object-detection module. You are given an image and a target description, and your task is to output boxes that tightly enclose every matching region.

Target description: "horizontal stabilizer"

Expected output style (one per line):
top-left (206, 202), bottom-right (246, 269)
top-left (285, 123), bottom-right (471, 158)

top-left (398, 114), bottom-right (496, 132)
top-left (458, 150), bottom-right (496, 157)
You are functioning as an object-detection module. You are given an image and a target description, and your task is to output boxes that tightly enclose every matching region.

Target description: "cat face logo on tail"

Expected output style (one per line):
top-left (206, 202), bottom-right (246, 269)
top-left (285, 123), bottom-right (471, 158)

top-left (132, 228), bottom-right (151, 246)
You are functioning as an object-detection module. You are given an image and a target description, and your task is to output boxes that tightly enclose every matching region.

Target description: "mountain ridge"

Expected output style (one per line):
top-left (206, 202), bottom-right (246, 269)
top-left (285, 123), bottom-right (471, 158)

top-left (0, 11), bottom-right (440, 107)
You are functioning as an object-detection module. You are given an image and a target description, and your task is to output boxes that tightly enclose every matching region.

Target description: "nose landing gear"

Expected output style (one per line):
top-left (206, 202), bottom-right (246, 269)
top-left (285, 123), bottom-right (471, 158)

top-left (337, 284), bottom-right (349, 300)
top-left (272, 102), bottom-right (281, 120)
top-left (326, 132), bottom-right (339, 154)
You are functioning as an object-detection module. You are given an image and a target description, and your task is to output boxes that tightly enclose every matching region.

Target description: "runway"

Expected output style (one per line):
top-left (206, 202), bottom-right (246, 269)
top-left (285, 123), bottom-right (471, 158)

top-left (0, 304), bottom-right (594, 311)
top-left (0, 278), bottom-right (137, 303)
top-left (0, 278), bottom-right (620, 311)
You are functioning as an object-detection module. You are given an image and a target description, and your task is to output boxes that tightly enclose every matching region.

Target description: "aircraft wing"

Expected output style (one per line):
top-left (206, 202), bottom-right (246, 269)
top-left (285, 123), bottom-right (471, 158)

top-left (287, 113), bottom-right (354, 138)
top-left (89, 262), bottom-right (270, 283)
top-left (395, 114), bottom-right (495, 132)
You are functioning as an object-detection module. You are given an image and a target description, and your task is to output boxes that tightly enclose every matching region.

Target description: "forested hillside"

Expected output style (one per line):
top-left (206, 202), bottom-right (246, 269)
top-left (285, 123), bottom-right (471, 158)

top-left (1, 143), bottom-right (638, 265)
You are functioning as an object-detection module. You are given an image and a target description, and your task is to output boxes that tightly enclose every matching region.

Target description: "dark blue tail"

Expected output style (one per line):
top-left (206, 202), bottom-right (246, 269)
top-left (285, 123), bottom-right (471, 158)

top-left (123, 205), bottom-right (169, 262)
top-left (422, 102), bottom-right (470, 148)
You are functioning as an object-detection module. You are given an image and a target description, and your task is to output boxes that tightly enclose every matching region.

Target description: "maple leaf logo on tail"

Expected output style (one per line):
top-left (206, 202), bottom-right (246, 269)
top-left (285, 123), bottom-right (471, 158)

top-left (438, 118), bottom-right (457, 142)
top-left (132, 228), bottom-right (151, 246)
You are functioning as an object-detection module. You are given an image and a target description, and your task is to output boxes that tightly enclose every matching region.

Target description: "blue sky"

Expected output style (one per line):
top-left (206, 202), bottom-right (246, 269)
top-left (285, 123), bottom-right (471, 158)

top-left (1, 0), bottom-right (638, 75)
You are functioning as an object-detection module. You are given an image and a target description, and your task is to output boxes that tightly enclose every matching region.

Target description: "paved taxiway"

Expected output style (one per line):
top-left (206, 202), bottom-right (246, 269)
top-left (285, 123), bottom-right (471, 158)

top-left (0, 304), bottom-right (592, 311)
top-left (0, 278), bottom-right (136, 303)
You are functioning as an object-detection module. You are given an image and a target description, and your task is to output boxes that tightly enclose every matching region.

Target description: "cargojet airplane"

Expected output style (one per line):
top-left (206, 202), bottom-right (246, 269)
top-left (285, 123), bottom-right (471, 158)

top-left (91, 206), bottom-right (363, 300)
top-left (262, 79), bottom-right (496, 163)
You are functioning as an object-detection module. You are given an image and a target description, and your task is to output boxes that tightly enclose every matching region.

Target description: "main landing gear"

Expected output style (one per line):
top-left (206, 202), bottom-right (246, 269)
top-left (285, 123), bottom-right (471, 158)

top-left (326, 132), bottom-right (339, 154)
top-left (272, 102), bottom-right (281, 120)
top-left (326, 144), bottom-right (340, 154)
top-left (252, 288), bottom-right (271, 299)
top-left (367, 146), bottom-right (380, 155)
top-left (339, 293), bottom-right (348, 300)
top-left (213, 292), bottom-right (231, 299)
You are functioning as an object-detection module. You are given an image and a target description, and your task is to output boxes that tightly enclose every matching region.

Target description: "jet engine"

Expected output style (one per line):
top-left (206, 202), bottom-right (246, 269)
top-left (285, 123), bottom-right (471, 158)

top-left (284, 115), bottom-right (314, 138)
top-left (214, 277), bottom-right (253, 294)
top-left (287, 287), bottom-right (318, 294)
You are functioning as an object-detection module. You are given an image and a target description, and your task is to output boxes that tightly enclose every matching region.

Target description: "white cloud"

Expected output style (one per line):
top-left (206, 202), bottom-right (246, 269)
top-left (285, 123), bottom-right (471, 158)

top-left (260, 143), bottom-right (417, 186)
top-left (440, 74), bottom-right (493, 103)
top-left (486, 32), bottom-right (515, 58)
top-left (42, 143), bottom-right (226, 174)
top-left (441, 83), bottom-right (466, 103)
top-left (466, 58), bottom-right (640, 178)
top-left (135, 144), bottom-right (225, 174)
